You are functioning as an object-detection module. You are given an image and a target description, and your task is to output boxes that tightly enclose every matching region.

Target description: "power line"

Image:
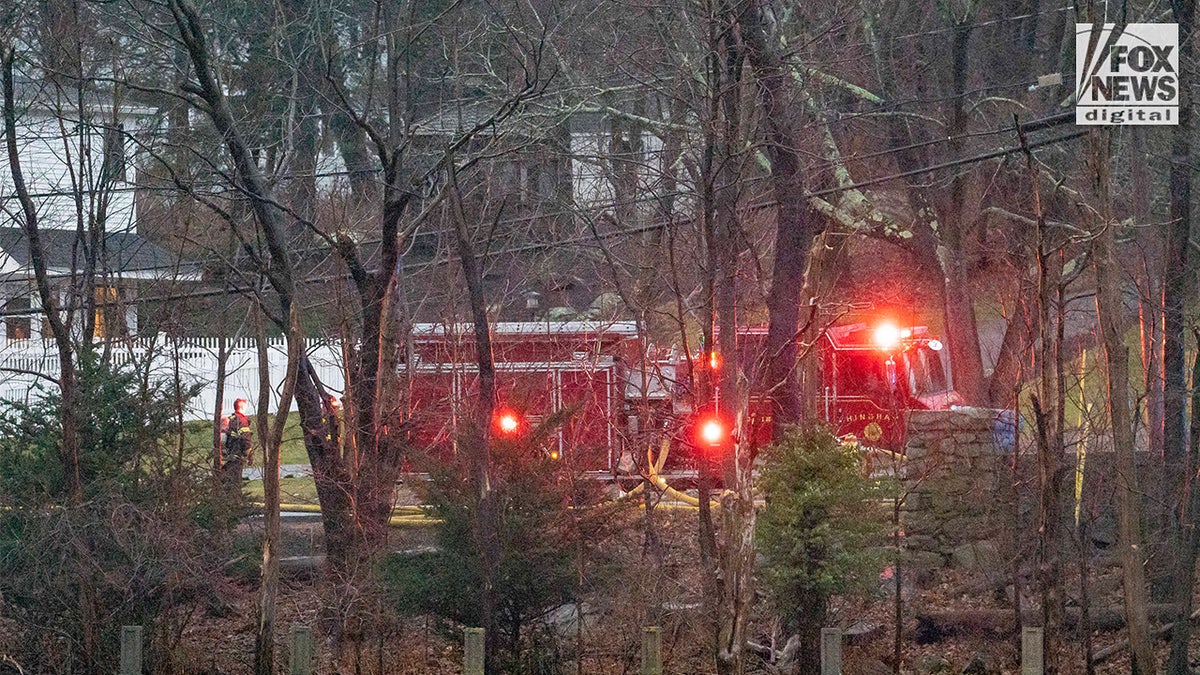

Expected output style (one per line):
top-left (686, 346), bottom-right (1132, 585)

top-left (808, 129), bottom-right (1085, 199)
top-left (0, 104), bottom-right (1075, 207)
top-left (873, 5), bottom-right (1075, 45)
top-left (0, 122), bottom-right (1086, 317)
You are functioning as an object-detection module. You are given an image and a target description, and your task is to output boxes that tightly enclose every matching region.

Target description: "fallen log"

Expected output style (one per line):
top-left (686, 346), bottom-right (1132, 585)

top-left (280, 555), bottom-right (324, 580)
top-left (915, 604), bottom-right (1179, 644)
top-left (1089, 607), bottom-right (1200, 667)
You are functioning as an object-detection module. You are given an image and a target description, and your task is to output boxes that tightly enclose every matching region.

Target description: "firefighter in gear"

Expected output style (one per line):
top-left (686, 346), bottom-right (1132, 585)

top-left (220, 398), bottom-right (253, 480)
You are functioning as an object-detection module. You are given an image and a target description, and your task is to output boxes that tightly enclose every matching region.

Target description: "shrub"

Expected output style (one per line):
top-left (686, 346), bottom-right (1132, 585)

top-left (385, 415), bottom-right (625, 673)
top-left (756, 425), bottom-right (891, 672)
top-left (0, 348), bottom-right (202, 503)
top-left (0, 349), bottom-right (237, 672)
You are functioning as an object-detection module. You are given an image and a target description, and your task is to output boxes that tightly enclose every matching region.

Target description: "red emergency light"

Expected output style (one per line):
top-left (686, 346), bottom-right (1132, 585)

top-left (873, 323), bottom-right (899, 351)
top-left (695, 414), bottom-right (731, 451)
top-left (494, 410), bottom-right (522, 436)
top-left (700, 418), bottom-right (725, 444)
top-left (872, 322), bottom-right (914, 352)
top-left (709, 350), bottom-right (721, 371)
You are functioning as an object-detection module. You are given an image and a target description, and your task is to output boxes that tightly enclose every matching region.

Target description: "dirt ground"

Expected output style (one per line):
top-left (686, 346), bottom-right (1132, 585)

top-left (3, 507), bottom-right (1200, 673)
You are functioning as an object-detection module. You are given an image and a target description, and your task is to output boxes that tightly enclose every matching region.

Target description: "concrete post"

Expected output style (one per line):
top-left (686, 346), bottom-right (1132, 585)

top-left (464, 627), bottom-right (485, 675)
top-left (641, 626), bottom-right (662, 675)
top-left (1021, 626), bottom-right (1044, 675)
top-left (119, 625), bottom-right (142, 675)
top-left (820, 627), bottom-right (842, 675)
top-left (289, 624), bottom-right (314, 675)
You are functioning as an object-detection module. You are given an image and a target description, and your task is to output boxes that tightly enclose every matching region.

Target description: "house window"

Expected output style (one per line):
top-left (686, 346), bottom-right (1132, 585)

top-left (102, 122), bottom-right (127, 184)
top-left (4, 296), bottom-right (31, 341)
top-left (94, 286), bottom-right (127, 339)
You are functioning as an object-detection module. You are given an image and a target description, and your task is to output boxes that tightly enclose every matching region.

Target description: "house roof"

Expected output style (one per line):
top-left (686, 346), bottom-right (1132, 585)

top-left (9, 76), bottom-right (158, 119)
top-left (412, 100), bottom-right (562, 139)
top-left (0, 228), bottom-right (199, 280)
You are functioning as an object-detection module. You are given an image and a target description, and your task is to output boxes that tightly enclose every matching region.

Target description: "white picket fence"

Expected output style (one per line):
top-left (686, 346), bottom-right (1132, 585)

top-left (0, 337), bottom-right (346, 422)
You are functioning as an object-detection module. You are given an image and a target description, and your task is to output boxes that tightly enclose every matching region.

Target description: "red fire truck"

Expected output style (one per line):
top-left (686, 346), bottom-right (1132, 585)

top-left (401, 321), bottom-right (640, 472)
top-left (399, 319), bottom-right (956, 474)
top-left (676, 321), bottom-right (955, 460)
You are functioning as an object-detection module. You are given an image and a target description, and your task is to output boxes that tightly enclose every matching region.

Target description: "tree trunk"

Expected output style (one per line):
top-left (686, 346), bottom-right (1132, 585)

top-left (1169, 331), bottom-right (1200, 673)
top-left (295, 356), bottom-right (356, 565)
top-left (168, 1), bottom-right (375, 654)
top-left (937, 16), bottom-right (987, 406)
top-left (987, 280), bottom-right (1037, 407)
top-left (1019, 120), bottom-right (1067, 673)
top-left (870, 4), bottom-right (984, 407)
top-left (169, 0), bottom-right (354, 521)
top-left (711, 138), bottom-right (752, 675)
top-left (212, 332), bottom-right (229, 478)
top-left (741, 0), bottom-right (824, 434)
top-left (449, 172), bottom-right (501, 673)
top-left (1089, 125), bottom-right (1155, 675)
top-left (1167, 2), bottom-right (1198, 672)
top-left (253, 309), bottom-right (279, 675)
top-left (1164, 0), bottom-right (1195, 508)
top-left (1127, 127), bottom-right (1160, 462)
top-left (2, 46), bottom-right (82, 502)
top-left (4, 44), bottom-right (94, 668)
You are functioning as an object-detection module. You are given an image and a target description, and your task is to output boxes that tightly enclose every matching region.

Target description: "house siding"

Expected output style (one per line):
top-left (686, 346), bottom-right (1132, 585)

top-left (0, 112), bottom-right (137, 232)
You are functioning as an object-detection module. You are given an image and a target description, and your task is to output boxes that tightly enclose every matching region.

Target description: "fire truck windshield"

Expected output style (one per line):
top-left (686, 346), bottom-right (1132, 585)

top-left (834, 347), bottom-right (949, 402)
top-left (902, 348), bottom-right (950, 397)
top-left (835, 352), bottom-right (895, 400)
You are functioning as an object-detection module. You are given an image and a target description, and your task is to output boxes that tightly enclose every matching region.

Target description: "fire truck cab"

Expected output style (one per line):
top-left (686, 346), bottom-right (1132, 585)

top-left (816, 321), bottom-right (957, 447)
top-left (683, 321), bottom-right (956, 454)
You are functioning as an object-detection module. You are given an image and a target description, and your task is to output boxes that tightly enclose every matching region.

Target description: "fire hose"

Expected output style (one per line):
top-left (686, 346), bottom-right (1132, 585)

top-left (265, 435), bottom-right (891, 524)
top-left (617, 438), bottom-right (713, 508)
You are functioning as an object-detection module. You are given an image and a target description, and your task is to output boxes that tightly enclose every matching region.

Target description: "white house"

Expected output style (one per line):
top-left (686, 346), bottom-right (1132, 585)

top-left (0, 83), bottom-right (198, 342)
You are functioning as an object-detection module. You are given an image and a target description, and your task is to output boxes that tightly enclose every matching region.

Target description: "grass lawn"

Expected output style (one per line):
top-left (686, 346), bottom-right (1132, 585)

top-left (183, 414), bottom-right (317, 503)
top-left (182, 413), bottom-right (311, 466)
top-left (241, 476), bottom-right (321, 504)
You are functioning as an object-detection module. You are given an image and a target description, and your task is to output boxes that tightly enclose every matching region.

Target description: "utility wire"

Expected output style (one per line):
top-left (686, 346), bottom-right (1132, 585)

top-left (0, 108), bottom-right (1076, 205)
top-left (0, 121), bottom-right (1086, 317)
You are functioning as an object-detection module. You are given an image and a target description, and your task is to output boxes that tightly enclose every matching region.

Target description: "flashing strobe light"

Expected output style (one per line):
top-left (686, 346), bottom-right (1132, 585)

top-left (698, 417), bottom-right (727, 446)
top-left (873, 322), bottom-right (902, 351)
top-left (709, 350), bottom-right (722, 371)
top-left (496, 411), bottom-right (520, 435)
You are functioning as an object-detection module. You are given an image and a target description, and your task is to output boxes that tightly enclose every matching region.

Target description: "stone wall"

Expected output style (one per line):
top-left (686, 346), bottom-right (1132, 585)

top-left (904, 408), bottom-right (1010, 553)
top-left (900, 407), bottom-right (1172, 587)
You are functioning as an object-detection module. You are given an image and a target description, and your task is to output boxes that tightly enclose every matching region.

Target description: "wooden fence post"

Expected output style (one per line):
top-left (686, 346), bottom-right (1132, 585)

top-left (464, 627), bottom-right (485, 675)
top-left (119, 625), bottom-right (142, 675)
top-left (820, 627), bottom-right (842, 675)
top-left (641, 626), bottom-right (662, 675)
top-left (1021, 626), bottom-right (1044, 675)
top-left (289, 625), bottom-right (314, 675)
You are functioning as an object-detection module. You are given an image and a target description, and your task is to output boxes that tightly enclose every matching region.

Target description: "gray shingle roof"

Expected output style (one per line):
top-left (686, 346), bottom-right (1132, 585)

top-left (0, 227), bottom-right (185, 275)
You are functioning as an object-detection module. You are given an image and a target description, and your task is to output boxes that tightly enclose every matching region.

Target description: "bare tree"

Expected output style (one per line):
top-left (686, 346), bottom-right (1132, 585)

top-left (2, 42), bottom-right (98, 670)
top-left (1166, 2), bottom-right (1199, 673)
top-left (154, 1), bottom-right (552, 667)
top-left (1083, 79), bottom-right (1154, 673)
